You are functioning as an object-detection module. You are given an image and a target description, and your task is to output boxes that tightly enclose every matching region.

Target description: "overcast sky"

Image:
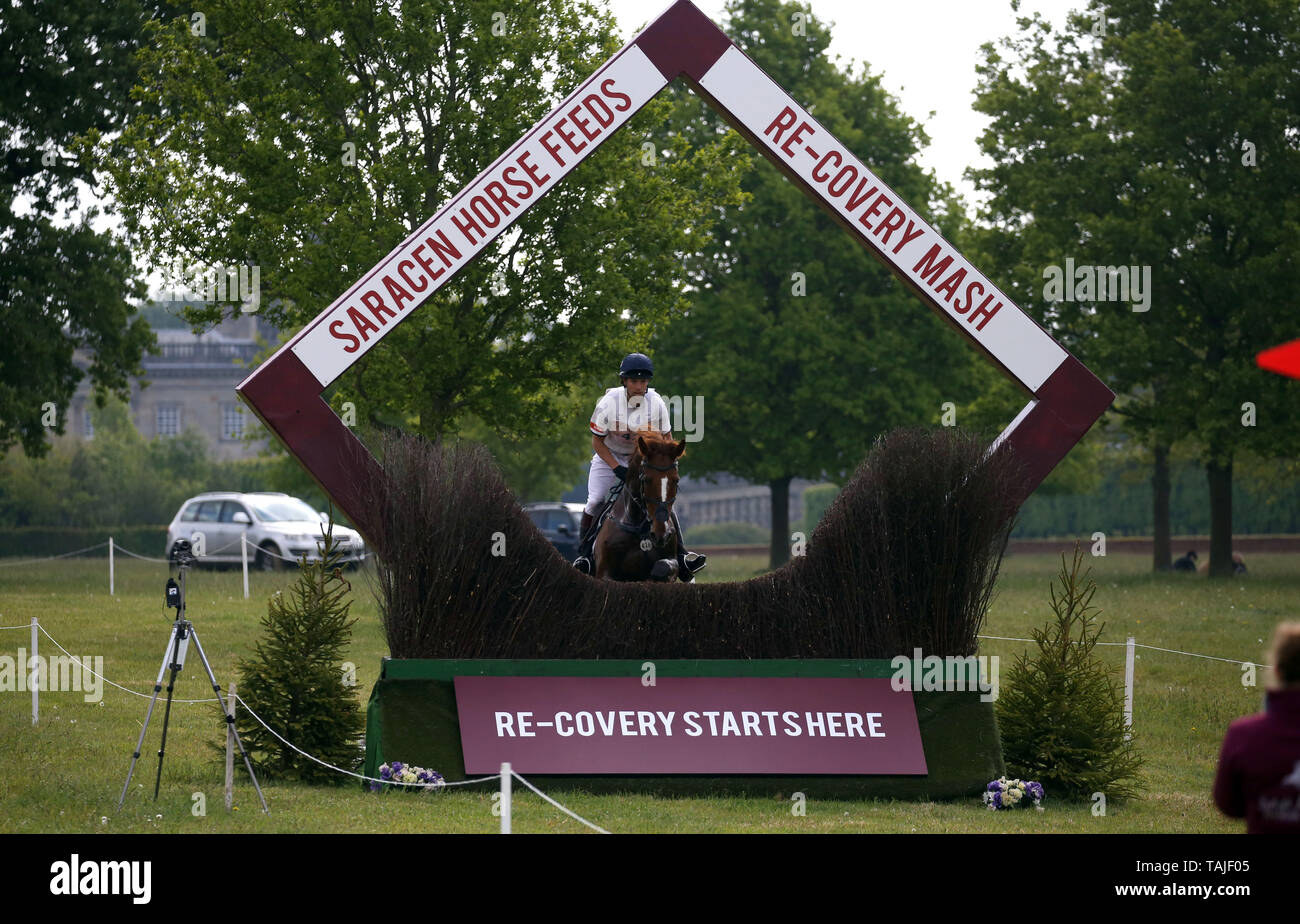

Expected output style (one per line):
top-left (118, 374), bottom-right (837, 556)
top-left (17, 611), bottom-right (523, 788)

top-left (605, 0), bottom-right (1080, 205)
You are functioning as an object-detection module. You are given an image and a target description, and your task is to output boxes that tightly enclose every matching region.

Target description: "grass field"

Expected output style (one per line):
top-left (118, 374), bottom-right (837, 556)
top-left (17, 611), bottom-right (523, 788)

top-left (0, 548), bottom-right (1291, 834)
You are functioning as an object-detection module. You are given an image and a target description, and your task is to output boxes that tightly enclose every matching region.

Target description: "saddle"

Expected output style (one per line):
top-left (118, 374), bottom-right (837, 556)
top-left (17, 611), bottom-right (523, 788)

top-left (582, 481), bottom-right (643, 553)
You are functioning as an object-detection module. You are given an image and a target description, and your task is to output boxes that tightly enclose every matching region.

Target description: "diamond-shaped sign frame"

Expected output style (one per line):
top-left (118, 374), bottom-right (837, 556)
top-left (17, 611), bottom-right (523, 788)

top-left (236, 0), bottom-right (1113, 547)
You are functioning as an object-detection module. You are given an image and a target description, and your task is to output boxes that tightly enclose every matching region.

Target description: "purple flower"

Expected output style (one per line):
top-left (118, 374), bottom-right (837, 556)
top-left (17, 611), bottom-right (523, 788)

top-left (991, 792), bottom-right (1003, 809)
top-left (986, 780), bottom-right (1002, 792)
top-left (369, 781), bottom-right (381, 792)
top-left (391, 761), bottom-right (403, 772)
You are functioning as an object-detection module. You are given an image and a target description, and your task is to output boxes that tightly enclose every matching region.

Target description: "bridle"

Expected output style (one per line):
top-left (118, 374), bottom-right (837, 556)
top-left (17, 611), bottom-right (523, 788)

top-left (615, 455), bottom-right (678, 541)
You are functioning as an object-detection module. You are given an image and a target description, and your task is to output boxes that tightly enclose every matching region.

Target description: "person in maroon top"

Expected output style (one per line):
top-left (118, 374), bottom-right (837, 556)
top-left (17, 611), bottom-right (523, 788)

top-left (1213, 622), bottom-right (1300, 832)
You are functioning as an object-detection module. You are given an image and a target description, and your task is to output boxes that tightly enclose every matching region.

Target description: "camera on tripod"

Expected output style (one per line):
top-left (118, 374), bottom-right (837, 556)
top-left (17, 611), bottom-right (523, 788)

top-left (118, 535), bottom-right (268, 812)
top-left (165, 539), bottom-right (195, 611)
top-left (170, 537), bottom-right (197, 568)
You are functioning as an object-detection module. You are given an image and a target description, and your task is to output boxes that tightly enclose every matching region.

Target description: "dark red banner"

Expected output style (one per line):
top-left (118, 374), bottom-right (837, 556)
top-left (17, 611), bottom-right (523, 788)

top-left (453, 676), bottom-right (926, 774)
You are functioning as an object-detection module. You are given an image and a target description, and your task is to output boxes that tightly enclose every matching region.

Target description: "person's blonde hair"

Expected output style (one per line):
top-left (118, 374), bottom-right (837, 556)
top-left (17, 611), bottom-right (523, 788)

top-left (1270, 622), bottom-right (1300, 687)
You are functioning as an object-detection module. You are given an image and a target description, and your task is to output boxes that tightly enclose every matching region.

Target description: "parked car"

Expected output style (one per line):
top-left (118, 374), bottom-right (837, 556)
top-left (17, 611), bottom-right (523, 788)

top-left (523, 502), bottom-right (585, 562)
top-left (165, 492), bottom-right (366, 570)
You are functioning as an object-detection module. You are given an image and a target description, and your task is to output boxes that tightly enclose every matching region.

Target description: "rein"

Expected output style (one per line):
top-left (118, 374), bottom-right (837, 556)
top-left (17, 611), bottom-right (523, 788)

top-left (615, 455), bottom-right (678, 542)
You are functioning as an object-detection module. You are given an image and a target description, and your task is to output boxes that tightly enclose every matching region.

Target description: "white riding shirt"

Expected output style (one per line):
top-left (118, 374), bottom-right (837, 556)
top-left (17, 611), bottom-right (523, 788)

top-left (588, 386), bottom-right (672, 464)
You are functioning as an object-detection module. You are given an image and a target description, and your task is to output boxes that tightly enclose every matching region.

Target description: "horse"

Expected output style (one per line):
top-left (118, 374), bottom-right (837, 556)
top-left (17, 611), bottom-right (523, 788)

top-left (592, 432), bottom-right (689, 582)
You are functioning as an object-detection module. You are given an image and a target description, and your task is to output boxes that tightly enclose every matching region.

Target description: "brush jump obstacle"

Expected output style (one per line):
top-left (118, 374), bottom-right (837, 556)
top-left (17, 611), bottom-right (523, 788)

top-left (236, 1), bottom-right (1112, 794)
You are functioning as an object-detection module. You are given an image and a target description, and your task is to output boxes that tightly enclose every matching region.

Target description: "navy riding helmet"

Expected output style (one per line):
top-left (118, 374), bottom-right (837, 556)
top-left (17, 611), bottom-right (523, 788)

top-left (619, 352), bottom-right (654, 378)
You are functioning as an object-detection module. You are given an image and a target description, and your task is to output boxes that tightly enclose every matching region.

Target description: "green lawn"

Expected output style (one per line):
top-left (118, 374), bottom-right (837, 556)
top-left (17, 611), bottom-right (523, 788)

top-left (0, 549), bottom-right (1288, 833)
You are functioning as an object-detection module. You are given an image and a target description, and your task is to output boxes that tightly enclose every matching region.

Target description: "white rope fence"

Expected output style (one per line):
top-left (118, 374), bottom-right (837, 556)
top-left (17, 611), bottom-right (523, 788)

top-left (0, 535), bottom-right (368, 600)
top-left (0, 619), bottom-right (607, 832)
top-left (112, 543), bottom-right (169, 563)
top-left (977, 633), bottom-right (1268, 667)
top-left (2, 616), bottom-right (1277, 832)
top-left (509, 768), bottom-right (610, 833)
top-left (0, 541), bottom-right (110, 566)
top-left (977, 633), bottom-right (1269, 732)
top-left (35, 621), bottom-right (220, 704)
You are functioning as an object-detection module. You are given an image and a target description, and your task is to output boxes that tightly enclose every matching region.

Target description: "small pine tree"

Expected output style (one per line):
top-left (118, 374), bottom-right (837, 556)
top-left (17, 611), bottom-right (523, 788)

top-left (230, 521), bottom-right (364, 783)
top-left (996, 547), bottom-right (1144, 800)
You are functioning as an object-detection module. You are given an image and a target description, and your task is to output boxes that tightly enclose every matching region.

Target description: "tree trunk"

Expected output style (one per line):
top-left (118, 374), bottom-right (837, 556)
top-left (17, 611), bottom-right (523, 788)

top-left (769, 475), bottom-right (793, 570)
top-left (1206, 459), bottom-right (1234, 578)
top-left (1151, 443), bottom-right (1172, 572)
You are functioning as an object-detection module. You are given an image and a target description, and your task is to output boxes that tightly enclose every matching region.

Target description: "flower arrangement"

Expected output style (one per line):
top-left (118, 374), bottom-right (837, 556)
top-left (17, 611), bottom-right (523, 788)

top-left (370, 761), bottom-right (445, 792)
top-left (983, 777), bottom-right (1045, 810)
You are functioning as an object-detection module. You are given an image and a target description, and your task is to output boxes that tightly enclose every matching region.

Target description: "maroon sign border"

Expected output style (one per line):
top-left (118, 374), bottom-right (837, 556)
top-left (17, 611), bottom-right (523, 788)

top-left (453, 675), bottom-right (928, 775)
top-left (236, 0), bottom-right (1113, 546)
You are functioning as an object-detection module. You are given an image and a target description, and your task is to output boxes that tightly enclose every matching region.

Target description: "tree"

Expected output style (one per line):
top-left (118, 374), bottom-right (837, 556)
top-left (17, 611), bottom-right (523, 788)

top-left (456, 380), bottom-right (595, 503)
top-left (0, 395), bottom-right (205, 527)
top-left (95, 0), bottom-right (747, 457)
top-left (970, 0), bottom-right (1300, 576)
top-left (653, 0), bottom-right (976, 568)
top-left (232, 525), bottom-right (363, 783)
top-left (997, 548), bottom-right (1143, 800)
top-left (0, 0), bottom-right (158, 456)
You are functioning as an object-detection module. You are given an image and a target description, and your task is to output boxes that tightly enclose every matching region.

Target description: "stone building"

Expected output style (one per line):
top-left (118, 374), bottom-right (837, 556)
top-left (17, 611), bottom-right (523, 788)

top-left (71, 313), bottom-right (274, 461)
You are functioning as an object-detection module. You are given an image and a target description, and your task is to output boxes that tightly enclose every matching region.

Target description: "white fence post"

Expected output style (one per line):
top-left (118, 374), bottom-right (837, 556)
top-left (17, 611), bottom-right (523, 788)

top-left (241, 532), bottom-right (249, 599)
top-left (30, 617), bottom-right (38, 726)
top-left (500, 762), bottom-right (512, 834)
top-left (109, 536), bottom-right (115, 596)
top-left (226, 681), bottom-right (237, 811)
top-left (1123, 635), bottom-right (1136, 736)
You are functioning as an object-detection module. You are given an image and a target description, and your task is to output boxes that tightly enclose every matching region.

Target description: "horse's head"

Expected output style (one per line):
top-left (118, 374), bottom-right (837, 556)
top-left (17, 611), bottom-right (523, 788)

top-left (631, 433), bottom-right (687, 543)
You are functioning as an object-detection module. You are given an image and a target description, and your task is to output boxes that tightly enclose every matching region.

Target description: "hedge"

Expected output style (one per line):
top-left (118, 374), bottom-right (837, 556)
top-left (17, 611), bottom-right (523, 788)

top-left (0, 526), bottom-right (168, 559)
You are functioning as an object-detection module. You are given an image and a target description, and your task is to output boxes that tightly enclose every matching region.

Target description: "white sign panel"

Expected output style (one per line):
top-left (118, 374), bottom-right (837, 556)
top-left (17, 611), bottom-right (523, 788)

top-left (290, 44), bottom-right (668, 388)
top-left (700, 47), bottom-right (1066, 392)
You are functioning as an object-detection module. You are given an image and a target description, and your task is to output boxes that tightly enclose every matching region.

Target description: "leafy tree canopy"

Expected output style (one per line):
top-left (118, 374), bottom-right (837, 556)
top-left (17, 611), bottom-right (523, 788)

top-left (1, 0), bottom-right (158, 456)
top-left (96, 0), bottom-right (749, 448)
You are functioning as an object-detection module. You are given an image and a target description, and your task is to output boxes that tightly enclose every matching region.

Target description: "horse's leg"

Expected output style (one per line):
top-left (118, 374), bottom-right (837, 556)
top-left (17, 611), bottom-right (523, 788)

top-left (650, 558), bottom-right (677, 581)
top-left (593, 521), bottom-right (615, 580)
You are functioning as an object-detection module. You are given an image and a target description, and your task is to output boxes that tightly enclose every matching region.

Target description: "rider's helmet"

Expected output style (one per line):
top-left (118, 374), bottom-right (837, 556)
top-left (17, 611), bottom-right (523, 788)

top-left (619, 352), bottom-right (654, 379)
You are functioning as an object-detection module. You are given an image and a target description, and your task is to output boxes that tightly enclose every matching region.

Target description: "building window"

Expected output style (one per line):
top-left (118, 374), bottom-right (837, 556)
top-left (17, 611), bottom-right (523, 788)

top-left (156, 405), bottom-right (180, 438)
top-left (222, 404), bottom-right (244, 441)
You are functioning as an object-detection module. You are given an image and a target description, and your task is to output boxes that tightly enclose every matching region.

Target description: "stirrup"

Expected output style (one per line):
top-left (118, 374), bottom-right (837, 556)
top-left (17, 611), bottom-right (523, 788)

top-left (682, 551), bottom-right (707, 573)
top-left (573, 556), bottom-right (592, 574)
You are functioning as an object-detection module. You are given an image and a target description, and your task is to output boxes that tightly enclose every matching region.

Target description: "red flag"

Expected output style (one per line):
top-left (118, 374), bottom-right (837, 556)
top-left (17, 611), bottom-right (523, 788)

top-left (1257, 340), bottom-right (1300, 380)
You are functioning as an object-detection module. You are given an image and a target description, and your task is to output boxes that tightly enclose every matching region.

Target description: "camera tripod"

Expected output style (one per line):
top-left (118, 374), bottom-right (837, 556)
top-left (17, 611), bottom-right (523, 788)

top-left (117, 550), bottom-right (269, 813)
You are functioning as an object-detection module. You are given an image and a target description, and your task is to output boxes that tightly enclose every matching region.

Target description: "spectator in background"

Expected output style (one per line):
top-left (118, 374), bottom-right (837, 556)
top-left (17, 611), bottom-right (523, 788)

top-left (1213, 622), bottom-right (1300, 833)
top-left (1172, 549), bottom-right (1198, 572)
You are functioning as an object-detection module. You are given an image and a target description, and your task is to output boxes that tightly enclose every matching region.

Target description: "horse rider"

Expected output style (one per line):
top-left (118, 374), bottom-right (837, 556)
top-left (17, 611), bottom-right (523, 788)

top-left (572, 352), bottom-right (707, 581)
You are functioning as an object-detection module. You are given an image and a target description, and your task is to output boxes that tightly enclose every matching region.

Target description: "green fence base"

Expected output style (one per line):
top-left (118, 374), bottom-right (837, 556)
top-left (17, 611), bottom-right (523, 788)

top-left (364, 658), bottom-right (1004, 801)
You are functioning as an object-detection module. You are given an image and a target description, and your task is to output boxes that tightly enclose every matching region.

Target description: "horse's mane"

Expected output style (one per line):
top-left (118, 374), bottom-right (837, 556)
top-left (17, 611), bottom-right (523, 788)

top-left (628, 431), bottom-right (681, 479)
top-left (631, 429), bottom-right (679, 455)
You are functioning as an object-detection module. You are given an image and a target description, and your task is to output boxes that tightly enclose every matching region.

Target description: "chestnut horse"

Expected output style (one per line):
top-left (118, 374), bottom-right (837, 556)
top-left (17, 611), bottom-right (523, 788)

top-left (593, 433), bottom-right (688, 582)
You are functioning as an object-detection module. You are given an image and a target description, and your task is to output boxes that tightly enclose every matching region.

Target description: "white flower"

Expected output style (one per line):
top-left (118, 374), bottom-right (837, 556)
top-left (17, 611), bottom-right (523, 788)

top-left (1004, 788), bottom-right (1023, 805)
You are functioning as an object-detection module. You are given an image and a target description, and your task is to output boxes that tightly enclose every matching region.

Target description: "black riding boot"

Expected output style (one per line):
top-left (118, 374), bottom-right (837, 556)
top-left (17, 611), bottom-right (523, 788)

top-left (573, 512), bottom-right (595, 573)
top-left (671, 511), bottom-right (707, 582)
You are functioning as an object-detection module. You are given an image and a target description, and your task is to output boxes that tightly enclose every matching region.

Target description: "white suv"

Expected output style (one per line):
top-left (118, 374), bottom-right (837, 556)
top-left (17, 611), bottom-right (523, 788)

top-left (165, 492), bottom-right (366, 570)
